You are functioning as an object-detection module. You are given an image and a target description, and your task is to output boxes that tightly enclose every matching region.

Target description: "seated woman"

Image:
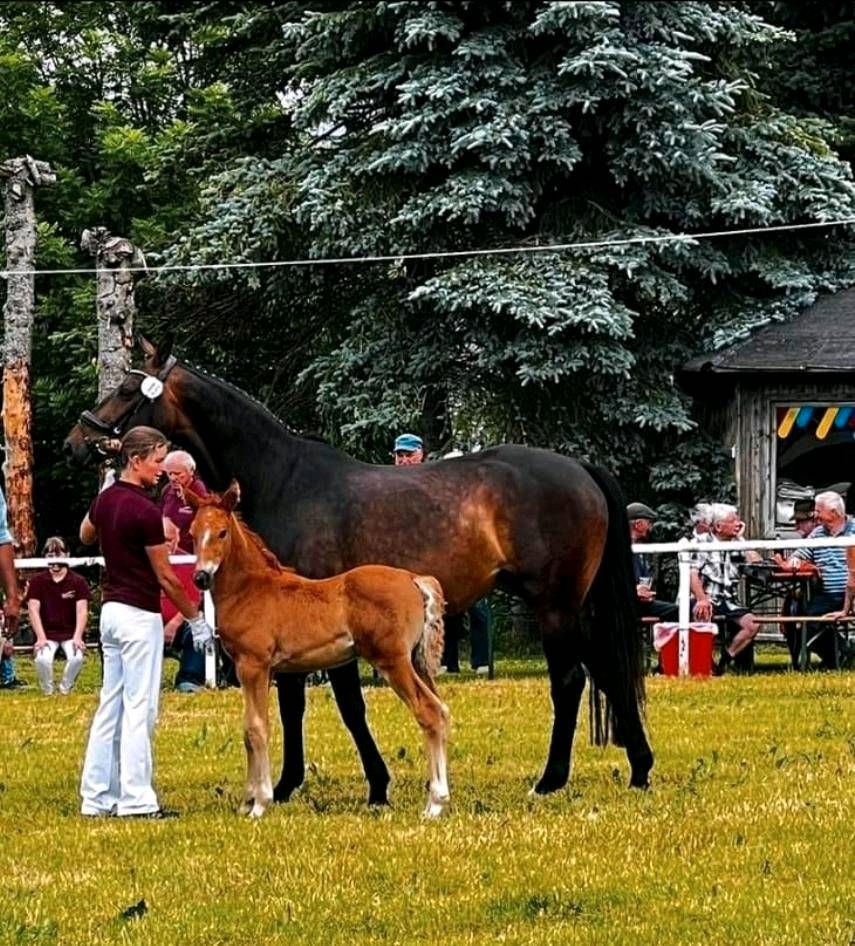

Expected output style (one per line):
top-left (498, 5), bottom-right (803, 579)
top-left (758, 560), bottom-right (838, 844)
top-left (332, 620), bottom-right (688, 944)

top-left (27, 536), bottom-right (90, 695)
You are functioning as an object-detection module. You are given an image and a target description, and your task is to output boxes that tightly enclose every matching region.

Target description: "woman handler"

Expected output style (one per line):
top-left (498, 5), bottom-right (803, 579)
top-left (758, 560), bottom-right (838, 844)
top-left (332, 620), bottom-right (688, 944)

top-left (78, 426), bottom-right (214, 819)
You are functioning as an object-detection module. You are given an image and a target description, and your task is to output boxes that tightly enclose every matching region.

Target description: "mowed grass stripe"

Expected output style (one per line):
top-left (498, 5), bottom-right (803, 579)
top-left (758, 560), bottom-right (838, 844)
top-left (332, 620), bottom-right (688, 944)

top-left (0, 660), bottom-right (852, 945)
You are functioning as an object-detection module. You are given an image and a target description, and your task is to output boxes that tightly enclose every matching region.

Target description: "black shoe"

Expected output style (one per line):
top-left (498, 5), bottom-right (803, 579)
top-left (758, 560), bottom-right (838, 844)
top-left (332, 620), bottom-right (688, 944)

top-left (122, 808), bottom-right (179, 820)
top-left (713, 651), bottom-right (732, 676)
top-left (0, 678), bottom-right (27, 690)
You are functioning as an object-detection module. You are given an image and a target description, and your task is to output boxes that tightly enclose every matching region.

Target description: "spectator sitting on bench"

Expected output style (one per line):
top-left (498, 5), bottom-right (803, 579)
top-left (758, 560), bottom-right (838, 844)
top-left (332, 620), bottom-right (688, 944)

top-left (785, 490), bottom-right (855, 669)
top-left (27, 536), bottom-right (90, 695)
top-left (628, 502), bottom-right (676, 621)
top-left (690, 503), bottom-right (762, 675)
top-left (689, 502), bottom-right (714, 543)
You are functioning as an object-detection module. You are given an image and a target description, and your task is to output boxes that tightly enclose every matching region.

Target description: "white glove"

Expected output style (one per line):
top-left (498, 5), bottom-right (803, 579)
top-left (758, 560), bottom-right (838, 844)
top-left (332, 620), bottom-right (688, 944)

top-left (187, 614), bottom-right (215, 652)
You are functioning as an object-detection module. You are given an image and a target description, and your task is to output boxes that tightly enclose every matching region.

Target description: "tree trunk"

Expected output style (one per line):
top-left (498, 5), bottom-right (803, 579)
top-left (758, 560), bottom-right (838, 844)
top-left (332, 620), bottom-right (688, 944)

top-left (80, 228), bottom-right (147, 400)
top-left (1, 156), bottom-right (55, 555)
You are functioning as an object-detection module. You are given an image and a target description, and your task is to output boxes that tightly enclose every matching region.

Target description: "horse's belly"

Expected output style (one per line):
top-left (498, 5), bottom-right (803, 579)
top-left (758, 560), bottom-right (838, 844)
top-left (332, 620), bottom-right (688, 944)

top-left (271, 632), bottom-right (357, 673)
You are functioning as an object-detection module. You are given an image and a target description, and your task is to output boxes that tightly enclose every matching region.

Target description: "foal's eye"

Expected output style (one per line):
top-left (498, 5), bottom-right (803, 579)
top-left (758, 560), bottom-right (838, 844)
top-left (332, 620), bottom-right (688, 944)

top-left (218, 529), bottom-right (228, 540)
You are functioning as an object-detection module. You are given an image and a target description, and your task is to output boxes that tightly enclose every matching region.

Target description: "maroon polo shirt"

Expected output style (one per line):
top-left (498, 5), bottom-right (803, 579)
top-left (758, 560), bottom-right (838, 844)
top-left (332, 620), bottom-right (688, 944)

top-left (160, 477), bottom-right (209, 553)
top-left (88, 480), bottom-right (165, 613)
top-left (26, 570), bottom-right (90, 641)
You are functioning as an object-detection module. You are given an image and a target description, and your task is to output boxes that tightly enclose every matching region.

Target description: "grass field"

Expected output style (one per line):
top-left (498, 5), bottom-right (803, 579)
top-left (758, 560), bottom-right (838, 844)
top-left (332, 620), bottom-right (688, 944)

top-left (0, 656), bottom-right (853, 946)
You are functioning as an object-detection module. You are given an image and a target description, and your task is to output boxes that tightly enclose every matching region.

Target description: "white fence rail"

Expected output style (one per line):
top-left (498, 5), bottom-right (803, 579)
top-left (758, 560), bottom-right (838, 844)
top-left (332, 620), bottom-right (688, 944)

top-left (9, 554), bottom-right (218, 688)
top-left (10, 537), bottom-right (855, 682)
top-left (631, 536), bottom-right (855, 675)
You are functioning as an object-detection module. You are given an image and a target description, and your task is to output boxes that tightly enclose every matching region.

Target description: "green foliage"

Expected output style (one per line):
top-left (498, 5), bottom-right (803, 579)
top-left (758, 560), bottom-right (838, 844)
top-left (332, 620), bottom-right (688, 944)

top-left (1, 2), bottom-right (854, 536)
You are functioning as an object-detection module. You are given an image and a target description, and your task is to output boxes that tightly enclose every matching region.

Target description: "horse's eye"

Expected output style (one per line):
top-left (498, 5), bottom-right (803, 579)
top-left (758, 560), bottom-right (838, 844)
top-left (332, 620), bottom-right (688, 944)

top-left (218, 529), bottom-right (228, 540)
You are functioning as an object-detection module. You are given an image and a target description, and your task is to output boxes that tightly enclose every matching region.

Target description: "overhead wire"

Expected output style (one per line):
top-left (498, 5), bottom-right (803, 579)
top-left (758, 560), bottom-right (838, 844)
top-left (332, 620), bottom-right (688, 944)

top-left (1, 216), bottom-right (853, 279)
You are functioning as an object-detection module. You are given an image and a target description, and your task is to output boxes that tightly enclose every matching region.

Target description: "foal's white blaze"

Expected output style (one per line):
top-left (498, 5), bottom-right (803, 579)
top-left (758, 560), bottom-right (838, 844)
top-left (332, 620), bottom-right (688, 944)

top-left (195, 526), bottom-right (221, 576)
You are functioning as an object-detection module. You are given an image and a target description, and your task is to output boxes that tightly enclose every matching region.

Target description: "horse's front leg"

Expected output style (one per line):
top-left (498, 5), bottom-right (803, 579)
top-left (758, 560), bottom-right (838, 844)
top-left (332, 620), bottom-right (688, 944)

top-left (238, 660), bottom-right (273, 818)
top-left (273, 672), bottom-right (307, 802)
top-left (533, 610), bottom-right (586, 795)
top-left (328, 660), bottom-right (391, 805)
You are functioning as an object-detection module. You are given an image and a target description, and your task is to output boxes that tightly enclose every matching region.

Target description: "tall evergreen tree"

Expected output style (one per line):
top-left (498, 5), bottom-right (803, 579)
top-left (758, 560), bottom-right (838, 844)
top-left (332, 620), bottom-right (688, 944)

top-left (207, 0), bottom-right (853, 500)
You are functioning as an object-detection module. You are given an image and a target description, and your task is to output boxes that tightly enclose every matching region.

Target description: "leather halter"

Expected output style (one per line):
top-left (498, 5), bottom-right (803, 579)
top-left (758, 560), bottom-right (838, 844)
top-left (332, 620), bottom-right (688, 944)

top-left (78, 356), bottom-right (178, 440)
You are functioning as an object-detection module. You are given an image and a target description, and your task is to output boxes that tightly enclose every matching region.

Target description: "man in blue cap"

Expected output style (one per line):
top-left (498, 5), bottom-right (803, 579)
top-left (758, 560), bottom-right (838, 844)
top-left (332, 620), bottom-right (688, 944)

top-left (393, 433), bottom-right (424, 466)
top-left (391, 432), bottom-right (491, 674)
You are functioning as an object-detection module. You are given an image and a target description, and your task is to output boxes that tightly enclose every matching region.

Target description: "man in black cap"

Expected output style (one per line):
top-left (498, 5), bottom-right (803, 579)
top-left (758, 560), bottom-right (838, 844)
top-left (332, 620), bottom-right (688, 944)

top-left (628, 502), bottom-right (676, 621)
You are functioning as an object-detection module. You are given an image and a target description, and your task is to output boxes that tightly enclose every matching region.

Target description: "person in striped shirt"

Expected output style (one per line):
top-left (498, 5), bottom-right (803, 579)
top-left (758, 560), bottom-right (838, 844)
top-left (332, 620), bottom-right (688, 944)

top-left (787, 490), bottom-right (855, 668)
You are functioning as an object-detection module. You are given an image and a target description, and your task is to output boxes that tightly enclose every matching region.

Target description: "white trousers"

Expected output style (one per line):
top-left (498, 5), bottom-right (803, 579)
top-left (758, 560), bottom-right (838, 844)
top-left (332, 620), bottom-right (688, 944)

top-left (80, 602), bottom-right (164, 816)
top-left (34, 639), bottom-right (85, 695)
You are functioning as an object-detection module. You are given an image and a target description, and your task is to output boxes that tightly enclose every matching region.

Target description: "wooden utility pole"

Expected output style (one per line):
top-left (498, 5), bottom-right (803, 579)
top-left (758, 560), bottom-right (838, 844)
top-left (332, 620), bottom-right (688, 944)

top-left (1, 156), bottom-right (55, 555)
top-left (80, 227), bottom-right (147, 399)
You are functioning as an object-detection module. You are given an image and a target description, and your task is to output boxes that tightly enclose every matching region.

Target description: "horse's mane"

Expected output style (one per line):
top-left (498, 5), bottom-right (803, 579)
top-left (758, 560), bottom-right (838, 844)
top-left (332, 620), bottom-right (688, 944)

top-left (182, 361), bottom-right (303, 439)
top-left (230, 512), bottom-right (293, 574)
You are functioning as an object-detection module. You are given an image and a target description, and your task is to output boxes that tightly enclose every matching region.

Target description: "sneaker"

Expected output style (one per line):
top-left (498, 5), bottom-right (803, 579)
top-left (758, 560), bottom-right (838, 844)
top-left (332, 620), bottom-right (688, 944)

top-left (81, 807), bottom-right (117, 819)
top-left (122, 808), bottom-right (179, 820)
top-left (436, 666), bottom-right (447, 676)
top-left (0, 678), bottom-right (27, 690)
top-left (474, 666), bottom-right (490, 676)
top-left (175, 681), bottom-right (204, 694)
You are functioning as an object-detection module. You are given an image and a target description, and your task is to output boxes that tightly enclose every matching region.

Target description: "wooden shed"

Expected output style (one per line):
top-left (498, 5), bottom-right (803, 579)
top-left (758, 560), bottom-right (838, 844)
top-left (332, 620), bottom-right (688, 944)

top-left (679, 287), bottom-right (855, 538)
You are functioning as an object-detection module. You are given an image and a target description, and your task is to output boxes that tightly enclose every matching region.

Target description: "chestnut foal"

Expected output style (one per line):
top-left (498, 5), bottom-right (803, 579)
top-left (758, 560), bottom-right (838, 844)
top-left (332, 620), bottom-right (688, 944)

top-left (188, 483), bottom-right (450, 818)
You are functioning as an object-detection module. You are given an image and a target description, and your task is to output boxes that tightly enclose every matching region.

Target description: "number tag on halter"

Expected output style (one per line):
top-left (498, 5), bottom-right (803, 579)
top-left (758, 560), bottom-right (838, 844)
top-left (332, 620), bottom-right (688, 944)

top-left (140, 376), bottom-right (164, 400)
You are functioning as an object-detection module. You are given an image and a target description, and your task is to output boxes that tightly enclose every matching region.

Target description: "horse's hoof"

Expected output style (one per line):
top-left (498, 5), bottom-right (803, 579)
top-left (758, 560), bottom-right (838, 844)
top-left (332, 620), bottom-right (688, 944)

top-left (629, 753), bottom-right (654, 790)
top-left (531, 769), bottom-right (569, 796)
top-left (272, 781), bottom-right (299, 803)
top-left (422, 795), bottom-right (449, 818)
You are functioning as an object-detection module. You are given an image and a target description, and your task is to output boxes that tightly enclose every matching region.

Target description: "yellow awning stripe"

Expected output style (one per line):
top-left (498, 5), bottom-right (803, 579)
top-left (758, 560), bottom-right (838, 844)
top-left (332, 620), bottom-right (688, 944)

top-left (816, 407), bottom-right (839, 440)
top-left (777, 406), bottom-right (799, 439)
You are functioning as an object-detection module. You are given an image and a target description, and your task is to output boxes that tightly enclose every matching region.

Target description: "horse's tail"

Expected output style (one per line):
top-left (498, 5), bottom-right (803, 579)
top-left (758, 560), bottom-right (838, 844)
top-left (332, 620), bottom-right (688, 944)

top-left (581, 463), bottom-right (646, 747)
top-left (412, 576), bottom-right (446, 680)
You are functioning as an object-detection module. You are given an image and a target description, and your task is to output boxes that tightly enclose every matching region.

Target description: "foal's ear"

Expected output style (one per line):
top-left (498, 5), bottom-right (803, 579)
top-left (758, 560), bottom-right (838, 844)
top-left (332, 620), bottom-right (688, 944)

top-left (221, 479), bottom-right (241, 513)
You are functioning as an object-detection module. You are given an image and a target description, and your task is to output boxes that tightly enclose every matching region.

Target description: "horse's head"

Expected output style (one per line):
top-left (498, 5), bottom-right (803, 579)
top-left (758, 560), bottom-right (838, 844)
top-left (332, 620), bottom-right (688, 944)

top-left (188, 480), bottom-right (241, 591)
top-left (63, 336), bottom-right (181, 465)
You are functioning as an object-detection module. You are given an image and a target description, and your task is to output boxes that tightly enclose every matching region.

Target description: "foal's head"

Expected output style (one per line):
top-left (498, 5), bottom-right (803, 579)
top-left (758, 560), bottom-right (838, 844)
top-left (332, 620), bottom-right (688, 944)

top-left (188, 480), bottom-right (241, 591)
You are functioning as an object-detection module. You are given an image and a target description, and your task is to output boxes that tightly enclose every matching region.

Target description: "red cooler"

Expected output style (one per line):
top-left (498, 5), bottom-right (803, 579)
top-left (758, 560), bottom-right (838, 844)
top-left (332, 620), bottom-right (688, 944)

top-left (653, 623), bottom-right (717, 676)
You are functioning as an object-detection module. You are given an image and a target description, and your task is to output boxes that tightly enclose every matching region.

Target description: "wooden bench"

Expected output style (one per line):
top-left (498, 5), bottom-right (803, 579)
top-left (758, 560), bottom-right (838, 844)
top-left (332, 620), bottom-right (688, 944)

top-left (751, 614), bottom-right (855, 670)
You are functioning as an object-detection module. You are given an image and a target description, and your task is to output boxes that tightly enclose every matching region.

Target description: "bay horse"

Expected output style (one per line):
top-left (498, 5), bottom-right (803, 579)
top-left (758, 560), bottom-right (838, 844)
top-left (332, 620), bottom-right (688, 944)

top-left (64, 336), bottom-right (652, 802)
top-left (187, 482), bottom-right (449, 817)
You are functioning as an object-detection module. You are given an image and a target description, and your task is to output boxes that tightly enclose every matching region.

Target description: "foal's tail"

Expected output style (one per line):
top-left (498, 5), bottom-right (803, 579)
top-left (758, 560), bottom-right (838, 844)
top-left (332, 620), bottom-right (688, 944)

top-left (412, 576), bottom-right (446, 680)
top-left (581, 463), bottom-right (646, 747)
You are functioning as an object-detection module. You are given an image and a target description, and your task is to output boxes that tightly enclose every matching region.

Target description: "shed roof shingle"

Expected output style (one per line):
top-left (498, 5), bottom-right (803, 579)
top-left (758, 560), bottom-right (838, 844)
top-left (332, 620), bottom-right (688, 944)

top-left (682, 287), bottom-right (855, 375)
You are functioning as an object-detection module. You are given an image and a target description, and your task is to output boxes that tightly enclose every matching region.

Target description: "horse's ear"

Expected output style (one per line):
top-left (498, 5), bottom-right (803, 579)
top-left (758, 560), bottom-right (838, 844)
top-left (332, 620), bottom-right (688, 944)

top-left (221, 479), bottom-right (241, 513)
top-left (137, 334), bottom-right (173, 368)
top-left (139, 336), bottom-right (156, 359)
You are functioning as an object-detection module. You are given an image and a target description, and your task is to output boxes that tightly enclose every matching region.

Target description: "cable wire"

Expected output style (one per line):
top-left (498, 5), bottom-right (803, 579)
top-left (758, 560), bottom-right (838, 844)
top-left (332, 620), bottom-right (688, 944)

top-left (1, 217), bottom-right (853, 279)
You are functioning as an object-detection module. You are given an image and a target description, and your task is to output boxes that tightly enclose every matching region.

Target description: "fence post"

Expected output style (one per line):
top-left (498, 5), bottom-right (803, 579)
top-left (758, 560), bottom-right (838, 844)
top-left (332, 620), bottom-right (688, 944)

top-left (80, 228), bottom-right (146, 399)
top-left (1, 156), bottom-right (56, 555)
top-left (203, 590), bottom-right (217, 688)
top-left (677, 538), bottom-right (692, 677)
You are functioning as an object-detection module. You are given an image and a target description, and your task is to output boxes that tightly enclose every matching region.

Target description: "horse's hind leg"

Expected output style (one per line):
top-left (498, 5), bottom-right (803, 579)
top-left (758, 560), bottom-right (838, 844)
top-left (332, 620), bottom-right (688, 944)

top-left (534, 609), bottom-right (586, 796)
top-left (328, 661), bottom-right (391, 806)
top-left (379, 659), bottom-right (450, 817)
top-left (238, 660), bottom-right (274, 817)
top-left (585, 653), bottom-right (653, 790)
top-left (273, 673), bottom-right (307, 802)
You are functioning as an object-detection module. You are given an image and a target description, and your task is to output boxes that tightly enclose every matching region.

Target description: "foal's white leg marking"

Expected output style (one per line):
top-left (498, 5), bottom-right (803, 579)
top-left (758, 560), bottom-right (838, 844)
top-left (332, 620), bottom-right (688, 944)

top-left (421, 688), bottom-right (450, 819)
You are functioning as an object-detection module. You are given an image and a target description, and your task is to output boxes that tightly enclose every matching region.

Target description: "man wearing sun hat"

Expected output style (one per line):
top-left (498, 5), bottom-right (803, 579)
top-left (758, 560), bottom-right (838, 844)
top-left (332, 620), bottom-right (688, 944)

top-left (392, 433), bottom-right (424, 466)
